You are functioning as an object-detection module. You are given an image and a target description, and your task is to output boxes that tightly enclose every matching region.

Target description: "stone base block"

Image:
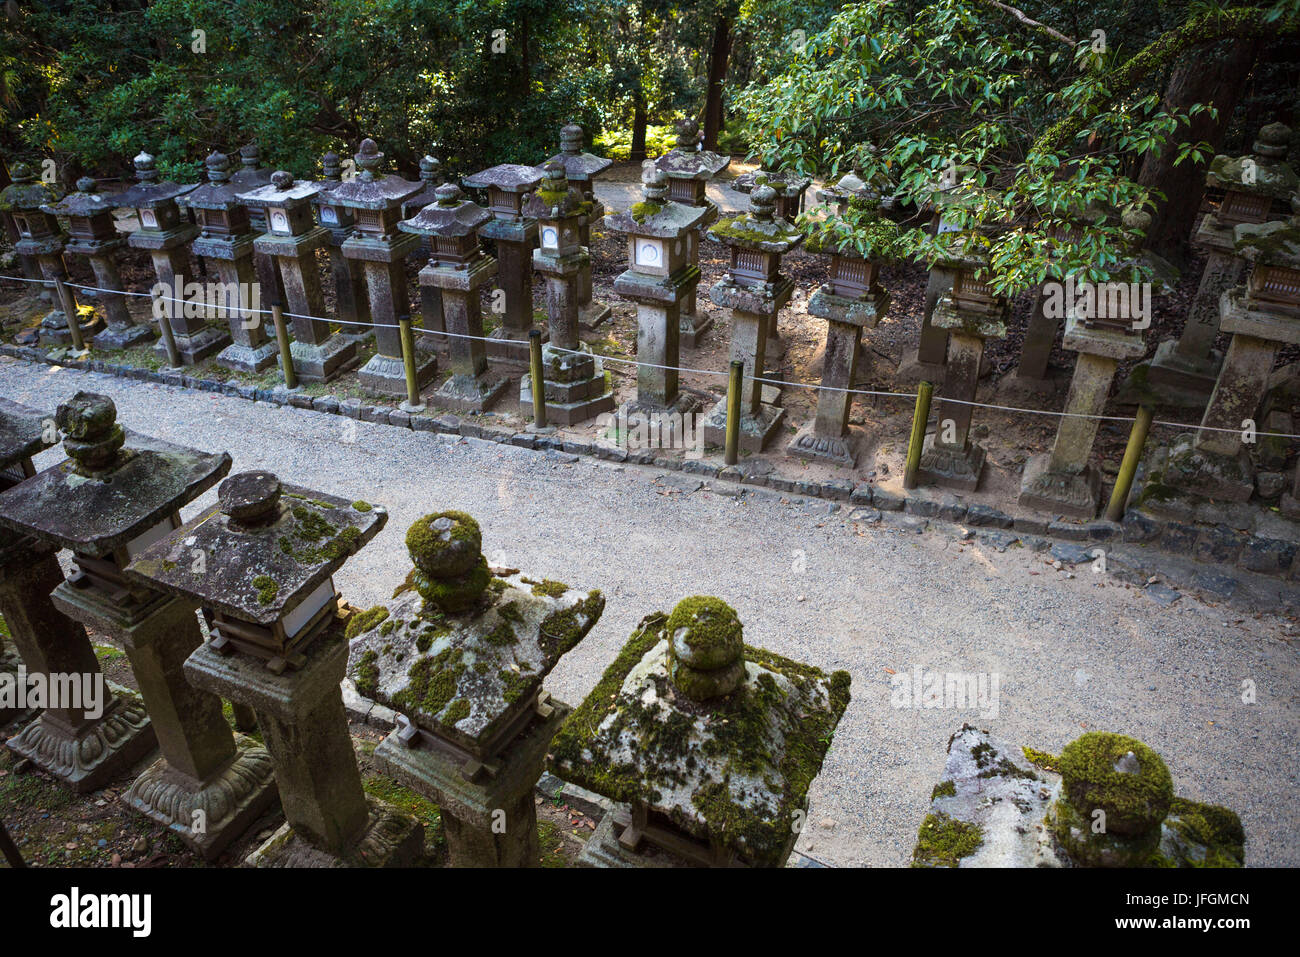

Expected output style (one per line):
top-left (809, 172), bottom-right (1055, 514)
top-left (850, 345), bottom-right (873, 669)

top-left (680, 311), bottom-right (713, 350)
top-left (6, 688), bottom-right (155, 794)
top-left (1163, 433), bottom-right (1255, 503)
top-left (519, 375), bottom-right (615, 426)
top-left (915, 433), bottom-right (986, 492)
top-left (486, 327), bottom-right (547, 367)
top-left (121, 734), bottom-right (278, 860)
top-left (434, 371), bottom-right (511, 412)
top-left (576, 805), bottom-right (691, 869)
top-left (153, 325), bottom-right (232, 365)
top-left (357, 350), bottom-right (437, 398)
top-left (216, 340), bottom-right (279, 374)
top-left (92, 323), bottom-right (156, 351)
top-left (373, 701), bottom-right (566, 867)
top-left (701, 397), bottom-right (785, 453)
top-left (578, 301), bottom-right (612, 331)
top-left (785, 423), bottom-right (863, 469)
top-left (1018, 453), bottom-right (1101, 519)
top-left (287, 335), bottom-right (360, 384)
top-left (244, 796), bottom-right (424, 868)
top-left (38, 312), bottom-right (105, 347)
top-left (1141, 340), bottom-right (1223, 407)
top-left (617, 390), bottom-right (704, 420)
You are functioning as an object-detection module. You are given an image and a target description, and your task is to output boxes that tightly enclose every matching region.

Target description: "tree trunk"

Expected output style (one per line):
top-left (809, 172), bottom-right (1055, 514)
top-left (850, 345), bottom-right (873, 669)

top-left (1137, 40), bottom-right (1259, 265)
top-left (630, 88), bottom-right (648, 161)
top-left (702, 16), bottom-right (732, 152)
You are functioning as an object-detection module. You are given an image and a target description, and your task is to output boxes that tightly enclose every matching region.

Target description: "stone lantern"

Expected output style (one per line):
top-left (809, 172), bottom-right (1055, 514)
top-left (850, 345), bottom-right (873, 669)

top-left (179, 151), bottom-right (274, 372)
top-left (0, 392), bottom-right (276, 857)
top-left (348, 509), bottom-right (605, 866)
top-left (125, 471), bottom-right (424, 866)
top-left (732, 158), bottom-right (812, 222)
top-left (542, 123), bottom-right (614, 330)
top-left (313, 150), bottom-right (371, 333)
top-left (239, 170), bottom-right (360, 382)
top-left (605, 164), bottom-right (708, 414)
top-left (787, 200), bottom-right (896, 467)
top-left (115, 151), bottom-right (227, 365)
top-left (227, 143), bottom-right (287, 312)
top-left (1020, 212), bottom-right (1153, 517)
top-left (1148, 123), bottom-right (1297, 406)
top-left (1162, 195), bottom-right (1300, 502)
top-left (654, 118), bottom-right (732, 348)
top-left (462, 162), bottom-right (546, 365)
top-left (914, 247), bottom-right (1009, 491)
top-left (398, 183), bottom-right (509, 411)
top-left (0, 163), bottom-right (103, 346)
top-left (40, 177), bottom-right (154, 349)
top-left (700, 184), bottom-right (803, 452)
top-left (333, 138), bottom-right (437, 396)
top-left (400, 154), bottom-right (448, 347)
top-left (550, 596), bottom-right (851, 867)
top-left (518, 161), bottom-right (615, 425)
top-left (0, 396), bottom-right (156, 782)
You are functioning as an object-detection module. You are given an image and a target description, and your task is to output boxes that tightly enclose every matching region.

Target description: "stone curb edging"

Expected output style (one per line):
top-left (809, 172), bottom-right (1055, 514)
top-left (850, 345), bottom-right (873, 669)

top-left (5, 345), bottom-right (1297, 615)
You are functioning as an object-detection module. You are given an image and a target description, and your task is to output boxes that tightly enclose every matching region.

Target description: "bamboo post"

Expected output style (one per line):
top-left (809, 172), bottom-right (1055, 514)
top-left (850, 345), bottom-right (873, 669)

top-left (1105, 404), bottom-right (1153, 522)
top-left (903, 380), bottom-right (934, 490)
top-left (271, 303), bottom-right (298, 391)
top-left (397, 315), bottom-right (425, 413)
top-left (529, 329), bottom-right (547, 429)
top-left (53, 277), bottom-right (86, 353)
top-left (724, 359), bottom-right (743, 465)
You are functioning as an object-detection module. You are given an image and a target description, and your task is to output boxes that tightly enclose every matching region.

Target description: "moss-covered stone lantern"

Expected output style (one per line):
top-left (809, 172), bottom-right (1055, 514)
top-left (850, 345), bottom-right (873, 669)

top-left (0, 163), bottom-right (104, 346)
top-left (1162, 194), bottom-right (1300, 502)
top-left (0, 392), bottom-right (276, 858)
top-left (551, 596), bottom-right (851, 867)
top-left (179, 150), bottom-right (271, 372)
top-left (914, 245), bottom-right (1009, 491)
top-left (227, 142), bottom-right (287, 312)
top-left (313, 150), bottom-right (371, 332)
top-left (347, 509), bottom-right (604, 866)
top-left (1150, 122), bottom-right (1298, 405)
top-left (700, 183), bottom-right (803, 452)
top-left (40, 177), bottom-right (154, 349)
top-left (398, 183), bottom-right (509, 411)
top-left (605, 163), bottom-right (708, 414)
top-left (239, 170), bottom-right (360, 382)
top-left (333, 138), bottom-right (436, 396)
top-left (731, 158), bottom-right (812, 221)
top-left (125, 471), bottom-right (423, 866)
top-left (0, 396), bottom-right (155, 783)
top-left (787, 197), bottom-right (896, 467)
top-left (542, 123), bottom-right (615, 329)
top-left (518, 161), bottom-right (616, 424)
top-left (654, 118), bottom-right (732, 348)
top-left (462, 162), bottom-right (546, 365)
top-left (399, 153), bottom-right (449, 347)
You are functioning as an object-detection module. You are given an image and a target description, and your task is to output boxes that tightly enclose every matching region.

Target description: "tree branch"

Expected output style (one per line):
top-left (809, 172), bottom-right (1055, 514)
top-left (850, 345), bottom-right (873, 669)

top-left (973, 0), bottom-right (1077, 47)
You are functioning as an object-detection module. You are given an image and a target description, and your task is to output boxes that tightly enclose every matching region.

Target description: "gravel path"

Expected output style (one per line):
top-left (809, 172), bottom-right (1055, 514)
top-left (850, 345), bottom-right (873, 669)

top-left (3, 357), bottom-right (1297, 867)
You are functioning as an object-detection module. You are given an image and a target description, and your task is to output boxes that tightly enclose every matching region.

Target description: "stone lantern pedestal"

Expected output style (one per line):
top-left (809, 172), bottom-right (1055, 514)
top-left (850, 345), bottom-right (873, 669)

top-left (544, 124), bottom-right (615, 330)
top-left (1019, 316), bottom-right (1146, 517)
top-left (1147, 124), bottom-right (1296, 407)
top-left (700, 184), bottom-right (803, 452)
top-left (550, 597), bottom-right (850, 868)
top-left (464, 164), bottom-right (546, 366)
top-left (181, 151), bottom-right (277, 373)
top-left (606, 165), bottom-right (708, 415)
top-left (519, 162), bottom-right (615, 425)
top-left (0, 164), bottom-right (104, 347)
top-left (41, 177), bottom-right (154, 349)
top-left (334, 139), bottom-right (436, 396)
top-left (0, 393), bottom-right (275, 857)
top-left (787, 214), bottom-right (893, 468)
top-left (127, 471), bottom-right (423, 866)
top-left (915, 259), bottom-right (1009, 490)
top-left (314, 151), bottom-right (371, 336)
top-left (347, 510), bottom-right (604, 866)
top-left (116, 151), bottom-right (230, 365)
top-left (400, 184), bottom-right (510, 411)
top-left (655, 119), bottom-right (731, 349)
top-left (0, 397), bottom-right (155, 784)
top-left (240, 171), bottom-right (359, 382)
top-left (1163, 205), bottom-right (1300, 502)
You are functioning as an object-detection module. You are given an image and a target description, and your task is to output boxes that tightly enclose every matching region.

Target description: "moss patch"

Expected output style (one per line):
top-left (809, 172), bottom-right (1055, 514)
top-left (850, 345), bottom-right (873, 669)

top-left (911, 812), bottom-right (984, 867)
top-left (345, 605), bottom-right (390, 641)
top-left (251, 575), bottom-right (279, 606)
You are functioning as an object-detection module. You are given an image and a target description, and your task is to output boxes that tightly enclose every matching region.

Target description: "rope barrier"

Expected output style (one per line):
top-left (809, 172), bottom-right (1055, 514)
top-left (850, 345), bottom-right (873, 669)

top-left (2, 271), bottom-right (1298, 442)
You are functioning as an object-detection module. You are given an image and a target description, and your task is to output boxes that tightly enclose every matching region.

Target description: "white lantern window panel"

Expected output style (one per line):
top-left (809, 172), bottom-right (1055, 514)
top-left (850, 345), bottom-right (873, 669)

top-left (139, 208), bottom-right (158, 229)
top-left (319, 205), bottom-right (338, 225)
top-left (636, 238), bottom-right (664, 269)
top-left (540, 224), bottom-right (559, 250)
top-left (269, 208), bottom-right (290, 233)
